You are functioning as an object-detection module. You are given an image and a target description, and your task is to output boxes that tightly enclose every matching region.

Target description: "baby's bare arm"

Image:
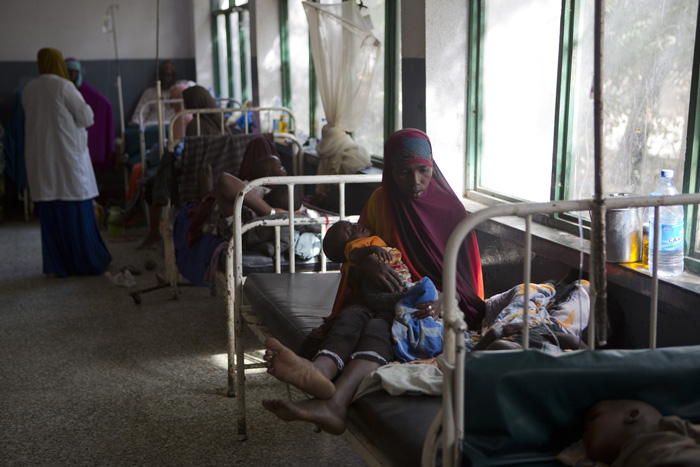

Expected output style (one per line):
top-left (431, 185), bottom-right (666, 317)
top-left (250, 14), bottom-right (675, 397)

top-left (347, 245), bottom-right (392, 264)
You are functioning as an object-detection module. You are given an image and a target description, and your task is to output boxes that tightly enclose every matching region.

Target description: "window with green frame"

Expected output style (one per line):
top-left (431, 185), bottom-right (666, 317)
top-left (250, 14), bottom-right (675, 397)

top-left (211, 0), bottom-right (251, 104)
top-left (284, 0), bottom-right (401, 155)
top-left (467, 0), bottom-right (700, 273)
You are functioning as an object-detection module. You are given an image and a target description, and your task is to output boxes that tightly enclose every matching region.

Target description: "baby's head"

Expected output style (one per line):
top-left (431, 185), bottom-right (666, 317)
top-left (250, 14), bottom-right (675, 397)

top-left (583, 399), bottom-right (662, 464)
top-left (323, 221), bottom-right (371, 263)
top-left (251, 155), bottom-right (287, 180)
top-left (264, 185), bottom-right (302, 211)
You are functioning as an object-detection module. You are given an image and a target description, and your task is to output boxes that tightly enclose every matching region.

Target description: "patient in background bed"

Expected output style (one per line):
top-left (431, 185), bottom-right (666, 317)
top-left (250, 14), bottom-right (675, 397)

top-left (473, 280), bottom-right (590, 353)
top-left (174, 155), bottom-right (291, 287)
top-left (583, 399), bottom-right (700, 467)
top-left (129, 59), bottom-right (179, 127)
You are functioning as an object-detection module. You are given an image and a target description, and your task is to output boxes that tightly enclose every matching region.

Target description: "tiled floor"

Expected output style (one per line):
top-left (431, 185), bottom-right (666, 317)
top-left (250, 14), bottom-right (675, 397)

top-left (0, 220), bottom-right (366, 466)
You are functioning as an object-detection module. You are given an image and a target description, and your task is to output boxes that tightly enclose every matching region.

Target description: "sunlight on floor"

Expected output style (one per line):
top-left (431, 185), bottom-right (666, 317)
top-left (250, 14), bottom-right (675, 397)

top-left (210, 351), bottom-right (268, 373)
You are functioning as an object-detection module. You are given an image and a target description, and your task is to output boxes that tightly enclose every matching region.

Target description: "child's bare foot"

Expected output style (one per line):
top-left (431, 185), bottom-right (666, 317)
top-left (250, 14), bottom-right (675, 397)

top-left (262, 398), bottom-right (346, 435)
top-left (198, 164), bottom-right (214, 197)
top-left (263, 337), bottom-right (335, 399)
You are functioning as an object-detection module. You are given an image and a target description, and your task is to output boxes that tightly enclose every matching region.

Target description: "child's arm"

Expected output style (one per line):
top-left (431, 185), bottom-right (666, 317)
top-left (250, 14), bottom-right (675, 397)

top-left (347, 245), bottom-right (392, 264)
top-left (544, 332), bottom-right (588, 350)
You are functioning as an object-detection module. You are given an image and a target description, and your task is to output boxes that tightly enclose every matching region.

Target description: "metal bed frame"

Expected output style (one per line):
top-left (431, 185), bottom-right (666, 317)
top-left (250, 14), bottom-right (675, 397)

top-left (438, 192), bottom-right (700, 466)
top-left (129, 104), bottom-right (301, 303)
top-left (137, 97), bottom-right (244, 173)
top-left (225, 173), bottom-right (383, 443)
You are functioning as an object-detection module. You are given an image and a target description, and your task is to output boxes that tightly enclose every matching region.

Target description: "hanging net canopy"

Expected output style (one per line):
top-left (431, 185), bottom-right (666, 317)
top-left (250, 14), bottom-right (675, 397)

top-left (303, 1), bottom-right (381, 179)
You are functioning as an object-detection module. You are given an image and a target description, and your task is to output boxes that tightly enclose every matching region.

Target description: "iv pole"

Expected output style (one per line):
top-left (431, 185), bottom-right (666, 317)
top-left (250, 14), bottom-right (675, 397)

top-left (104, 4), bottom-right (129, 195)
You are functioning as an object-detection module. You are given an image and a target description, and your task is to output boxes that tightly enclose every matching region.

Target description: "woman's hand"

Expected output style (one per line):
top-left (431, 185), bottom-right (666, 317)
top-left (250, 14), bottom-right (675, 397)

top-left (411, 296), bottom-right (442, 320)
top-left (354, 256), bottom-right (403, 293)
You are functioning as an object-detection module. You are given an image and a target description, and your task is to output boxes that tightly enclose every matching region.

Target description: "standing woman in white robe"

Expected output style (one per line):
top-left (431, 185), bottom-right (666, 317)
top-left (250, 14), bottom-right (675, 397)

top-left (22, 48), bottom-right (112, 277)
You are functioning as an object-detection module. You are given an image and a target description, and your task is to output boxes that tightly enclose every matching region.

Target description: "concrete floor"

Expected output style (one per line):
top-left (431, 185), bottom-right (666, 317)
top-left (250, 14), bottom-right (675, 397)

top-left (0, 219), bottom-right (366, 466)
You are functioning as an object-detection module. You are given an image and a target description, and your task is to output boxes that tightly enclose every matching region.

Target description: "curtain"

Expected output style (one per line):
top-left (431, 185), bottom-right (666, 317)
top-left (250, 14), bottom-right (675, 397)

top-left (303, 1), bottom-right (380, 180)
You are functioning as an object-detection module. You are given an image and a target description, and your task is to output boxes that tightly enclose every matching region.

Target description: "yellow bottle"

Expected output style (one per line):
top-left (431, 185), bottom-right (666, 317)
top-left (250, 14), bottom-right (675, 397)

top-left (279, 115), bottom-right (287, 133)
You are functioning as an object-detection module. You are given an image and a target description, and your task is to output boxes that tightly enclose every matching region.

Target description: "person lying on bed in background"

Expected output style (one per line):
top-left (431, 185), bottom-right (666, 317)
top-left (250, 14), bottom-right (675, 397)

top-left (322, 220), bottom-right (442, 362)
top-left (472, 280), bottom-right (590, 353)
top-left (128, 59), bottom-right (179, 127)
top-left (583, 399), bottom-right (700, 467)
top-left (172, 155), bottom-right (291, 287)
top-left (117, 82), bottom-right (192, 232)
top-left (261, 128), bottom-right (484, 435)
top-left (119, 84), bottom-right (224, 249)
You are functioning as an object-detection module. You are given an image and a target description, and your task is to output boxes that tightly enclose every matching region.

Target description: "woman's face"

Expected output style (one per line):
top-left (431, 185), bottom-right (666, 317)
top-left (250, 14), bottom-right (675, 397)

top-left (391, 162), bottom-right (433, 200)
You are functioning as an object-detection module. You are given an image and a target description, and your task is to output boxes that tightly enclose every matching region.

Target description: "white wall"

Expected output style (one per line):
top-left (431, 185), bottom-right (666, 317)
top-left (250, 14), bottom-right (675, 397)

top-left (1, 0), bottom-right (194, 61)
top-left (426, 0), bottom-right (468, 195)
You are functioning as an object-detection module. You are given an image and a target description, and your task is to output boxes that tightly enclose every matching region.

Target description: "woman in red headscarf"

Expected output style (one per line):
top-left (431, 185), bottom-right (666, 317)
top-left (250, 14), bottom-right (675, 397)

top-left (260, 129), bottom-right (484, 435)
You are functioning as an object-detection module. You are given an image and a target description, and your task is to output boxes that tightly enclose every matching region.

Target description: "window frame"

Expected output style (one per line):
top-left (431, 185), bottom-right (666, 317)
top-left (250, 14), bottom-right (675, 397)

top-left (466, 0), bottom-right (700, 274)
top-left (211, 2), bottom-right (250, 103)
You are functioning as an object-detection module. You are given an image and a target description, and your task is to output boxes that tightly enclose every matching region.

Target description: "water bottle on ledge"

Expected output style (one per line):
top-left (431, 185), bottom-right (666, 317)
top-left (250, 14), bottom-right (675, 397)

top-left (648, 169), bottom-right (684, 277)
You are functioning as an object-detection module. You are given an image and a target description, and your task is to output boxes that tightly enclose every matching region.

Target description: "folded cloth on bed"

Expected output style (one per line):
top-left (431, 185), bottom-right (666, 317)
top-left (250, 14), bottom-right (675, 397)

top-left (353, 361), bottom-right (442, 401)
top-left (178, 133), bottom-right (256, 205)
top-left (391, 277), bottom-right (442, 362)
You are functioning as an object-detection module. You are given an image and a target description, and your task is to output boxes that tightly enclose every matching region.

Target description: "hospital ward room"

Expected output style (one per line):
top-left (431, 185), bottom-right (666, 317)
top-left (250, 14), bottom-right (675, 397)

top-left (3, 1), bottom-right (700, 466)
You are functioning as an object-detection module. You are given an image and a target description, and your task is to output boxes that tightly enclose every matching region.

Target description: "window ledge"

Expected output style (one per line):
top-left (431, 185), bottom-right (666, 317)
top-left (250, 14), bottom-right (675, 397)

top-left (462, 198), bottom-right (700, 312)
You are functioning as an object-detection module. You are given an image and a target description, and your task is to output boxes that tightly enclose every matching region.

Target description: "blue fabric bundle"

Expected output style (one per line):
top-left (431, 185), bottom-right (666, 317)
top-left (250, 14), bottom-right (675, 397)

top-left (391, 277), bottom-right (443, 362)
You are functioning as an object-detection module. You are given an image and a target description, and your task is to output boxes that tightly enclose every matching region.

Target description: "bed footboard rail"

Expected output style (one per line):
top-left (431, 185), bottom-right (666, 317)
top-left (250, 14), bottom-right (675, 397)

top-left (440, 193), bottom-right (700, 467)
top-left (227, 173), bottom-right (382, 440)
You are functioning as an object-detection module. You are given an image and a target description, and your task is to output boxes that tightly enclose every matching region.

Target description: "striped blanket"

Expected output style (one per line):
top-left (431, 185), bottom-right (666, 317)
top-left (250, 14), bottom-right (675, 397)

top-left (177, 133), bottom-right (257, 205)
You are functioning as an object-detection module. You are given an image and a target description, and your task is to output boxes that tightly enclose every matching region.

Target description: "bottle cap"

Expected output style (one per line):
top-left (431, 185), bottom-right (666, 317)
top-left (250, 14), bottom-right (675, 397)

top-left (661, 169), bottom-right (674, 178)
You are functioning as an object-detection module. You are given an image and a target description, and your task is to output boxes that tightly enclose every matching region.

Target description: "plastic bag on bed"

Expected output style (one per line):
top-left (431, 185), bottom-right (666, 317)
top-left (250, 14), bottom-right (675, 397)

top-left (244, 213), bottom-right (321, 259)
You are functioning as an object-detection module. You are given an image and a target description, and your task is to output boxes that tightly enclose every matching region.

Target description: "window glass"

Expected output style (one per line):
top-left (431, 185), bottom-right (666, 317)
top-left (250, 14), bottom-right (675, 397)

top-left (479, 0), bottom-right (561, 201)
top-left (216, 14), bottom-right (229, 98)
top-left (351, 0), bottom-right (386, 157)
top-left (288, 0), bottom-right (311, 137)
top-left (569, 0), bottom-right (698, 200)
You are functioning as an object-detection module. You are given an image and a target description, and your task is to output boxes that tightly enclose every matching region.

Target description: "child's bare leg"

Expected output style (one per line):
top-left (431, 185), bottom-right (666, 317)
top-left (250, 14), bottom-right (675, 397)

top-left (263, 337), bottom-right (336, 398)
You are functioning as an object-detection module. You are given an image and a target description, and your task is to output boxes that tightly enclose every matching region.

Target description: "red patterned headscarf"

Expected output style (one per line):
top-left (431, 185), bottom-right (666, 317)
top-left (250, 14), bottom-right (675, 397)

top-left (380, 129), bottom-right (484, 328)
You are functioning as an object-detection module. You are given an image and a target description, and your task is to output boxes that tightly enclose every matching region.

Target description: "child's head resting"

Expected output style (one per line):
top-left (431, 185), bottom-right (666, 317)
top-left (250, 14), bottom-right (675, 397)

top-left (250, 155), bottom-right (286, 180)
top-left (583, 399), bottom-right (662, 464)
top-left (264, 185), bottom-right (302, 211)
top-left (323, 220), bottom-right (371, 263)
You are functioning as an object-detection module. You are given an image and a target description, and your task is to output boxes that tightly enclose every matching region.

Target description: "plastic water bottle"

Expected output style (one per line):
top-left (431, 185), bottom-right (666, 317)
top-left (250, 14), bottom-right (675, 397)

top-left (648, 169), bottom-right (684, 276)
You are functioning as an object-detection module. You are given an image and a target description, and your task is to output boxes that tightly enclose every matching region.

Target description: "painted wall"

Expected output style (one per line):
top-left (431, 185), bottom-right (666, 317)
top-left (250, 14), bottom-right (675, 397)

top-left (0, 0), bottom-right (196, 127)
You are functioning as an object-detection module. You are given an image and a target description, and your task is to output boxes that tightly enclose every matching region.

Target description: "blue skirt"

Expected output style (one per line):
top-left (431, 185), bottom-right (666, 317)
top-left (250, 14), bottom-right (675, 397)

top-left (173, 204), bottom-right (223, 288)
top-left (36, 200), bottom-right (112, 277)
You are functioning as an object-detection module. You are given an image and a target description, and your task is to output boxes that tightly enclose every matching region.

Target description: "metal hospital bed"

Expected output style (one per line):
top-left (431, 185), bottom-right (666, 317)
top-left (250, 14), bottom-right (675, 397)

top-left (436, 193), bottom-right (700, 466)
top-left (137, 97), bottom-right (243, 177)
top-left (233, 188), bottom-right (700, 466)
top-left (129, 104), bottom-right (303, 303)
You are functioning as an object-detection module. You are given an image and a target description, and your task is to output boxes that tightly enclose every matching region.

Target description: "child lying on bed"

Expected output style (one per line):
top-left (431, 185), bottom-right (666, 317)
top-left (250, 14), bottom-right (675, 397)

top-left (582, 399), bottom-right (700, 467)
top-left (323, 220), bottom-right (441, 362)
top-left (472, 280), bottom-right (590, 353)
top-left (174, 156), bottom-right (296, 287)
